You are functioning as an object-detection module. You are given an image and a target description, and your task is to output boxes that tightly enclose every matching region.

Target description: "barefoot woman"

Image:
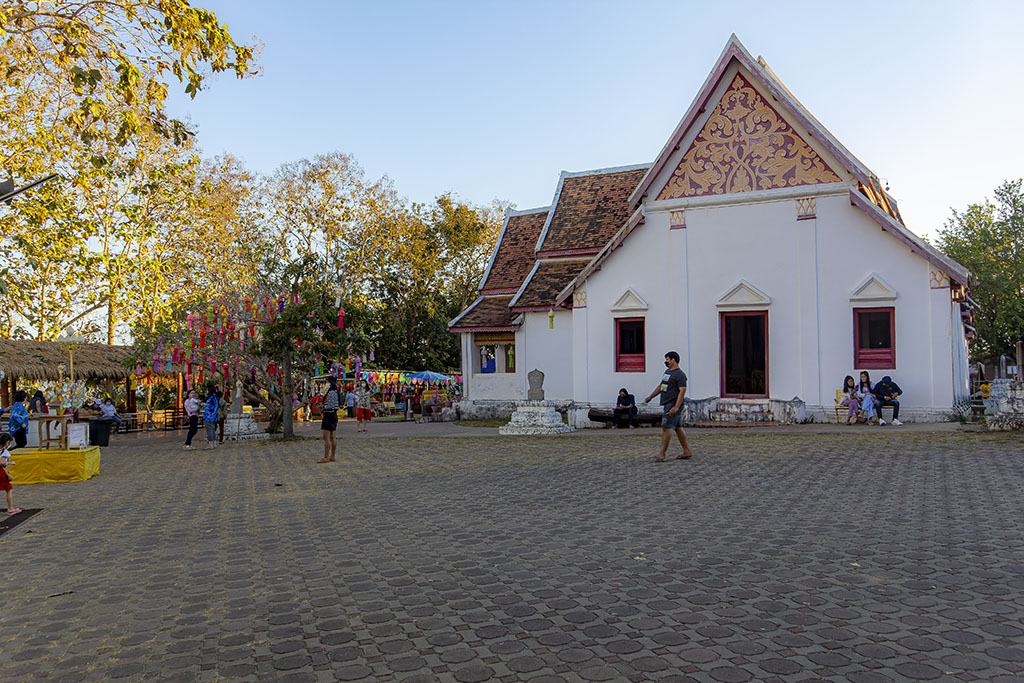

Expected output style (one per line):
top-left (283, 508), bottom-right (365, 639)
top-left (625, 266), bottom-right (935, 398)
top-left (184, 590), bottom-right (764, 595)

top-left (318, 376), bottom-right (340, 463)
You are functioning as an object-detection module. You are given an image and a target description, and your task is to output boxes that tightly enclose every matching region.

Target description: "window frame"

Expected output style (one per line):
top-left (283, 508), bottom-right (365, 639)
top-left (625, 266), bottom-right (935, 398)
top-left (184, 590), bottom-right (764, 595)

top-left (853, 306), bottom-right (895, 369)
top-left (615, 317), bottom-right (646, 373)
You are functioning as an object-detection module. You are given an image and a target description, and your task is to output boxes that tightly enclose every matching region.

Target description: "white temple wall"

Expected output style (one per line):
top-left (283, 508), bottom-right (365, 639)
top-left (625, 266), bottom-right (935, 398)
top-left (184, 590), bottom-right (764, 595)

top-left (572, 191), bottom-right (965, 417)
top-left (520, 311), bottom-right (574, 400)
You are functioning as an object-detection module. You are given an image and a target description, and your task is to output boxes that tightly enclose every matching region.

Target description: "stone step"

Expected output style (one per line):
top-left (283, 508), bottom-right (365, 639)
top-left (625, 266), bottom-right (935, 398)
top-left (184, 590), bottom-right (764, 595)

top-left (715, 400), bottom-right (772, 414)
top-left (709, 410), bottom-right (774, 422)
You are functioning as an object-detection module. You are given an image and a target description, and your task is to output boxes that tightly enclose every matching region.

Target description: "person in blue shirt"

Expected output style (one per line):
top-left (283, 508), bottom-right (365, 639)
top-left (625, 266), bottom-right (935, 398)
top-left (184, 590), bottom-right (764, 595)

top-left (203, 385), bottom-right (219, 450)
top-left (8, 390), bottom-right (30, 449)
top-left (613, 388), bottom-right (638, 428)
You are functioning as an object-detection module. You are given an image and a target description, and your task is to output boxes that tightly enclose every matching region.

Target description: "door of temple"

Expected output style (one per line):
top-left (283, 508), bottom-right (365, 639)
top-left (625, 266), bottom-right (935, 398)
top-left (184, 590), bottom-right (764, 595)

top-left (720, 311), bottom-right (768, 398)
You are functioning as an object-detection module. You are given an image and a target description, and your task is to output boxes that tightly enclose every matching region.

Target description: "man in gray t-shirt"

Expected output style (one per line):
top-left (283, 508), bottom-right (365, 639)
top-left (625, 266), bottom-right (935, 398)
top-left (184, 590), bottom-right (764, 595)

top-left (643, 350), bottom-right (694, 462)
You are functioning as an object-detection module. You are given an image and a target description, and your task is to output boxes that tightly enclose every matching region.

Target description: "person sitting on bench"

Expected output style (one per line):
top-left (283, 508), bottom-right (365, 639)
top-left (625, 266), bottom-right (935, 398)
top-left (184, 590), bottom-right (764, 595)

top-left (872, 376), bottom-right (903, 426)
top-left (613, 388), bottom-right (638, 428)
top-left (99, 397), bottom-right (123, 430)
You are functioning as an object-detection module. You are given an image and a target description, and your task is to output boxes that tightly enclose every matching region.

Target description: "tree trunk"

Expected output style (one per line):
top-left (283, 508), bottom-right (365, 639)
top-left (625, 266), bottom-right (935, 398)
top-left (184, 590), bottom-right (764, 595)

top-left (281, 348), bottom-right (294, 438)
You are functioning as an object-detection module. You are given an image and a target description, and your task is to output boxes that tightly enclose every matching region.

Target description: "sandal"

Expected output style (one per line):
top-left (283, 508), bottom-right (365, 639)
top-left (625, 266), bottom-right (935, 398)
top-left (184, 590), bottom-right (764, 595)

top-left (316, 458), bottom-right (331, 464)
top-left (675, 454), bottom-right (693, 460)
top-left (653, 457), bottom-right (667, 462)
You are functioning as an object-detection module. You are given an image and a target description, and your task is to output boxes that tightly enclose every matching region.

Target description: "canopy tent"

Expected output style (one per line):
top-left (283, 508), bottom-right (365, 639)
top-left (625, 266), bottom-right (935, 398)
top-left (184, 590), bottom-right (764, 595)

top-left (407, 371), bottom-right (451, 381)
top-left (0, 339), bottom-right (177, 410)
top-left (0, 340), bottom-right (139, 381)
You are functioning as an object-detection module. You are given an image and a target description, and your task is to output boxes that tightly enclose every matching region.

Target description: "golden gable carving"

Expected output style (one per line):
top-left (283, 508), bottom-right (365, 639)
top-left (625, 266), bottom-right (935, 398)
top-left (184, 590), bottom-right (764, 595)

top-left (657, 73), bottom-right (841, 200)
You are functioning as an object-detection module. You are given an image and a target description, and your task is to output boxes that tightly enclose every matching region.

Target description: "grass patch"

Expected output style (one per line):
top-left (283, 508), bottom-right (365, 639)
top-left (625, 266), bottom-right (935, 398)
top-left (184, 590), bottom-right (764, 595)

top-left (456, 419), bottom-right (509, 428)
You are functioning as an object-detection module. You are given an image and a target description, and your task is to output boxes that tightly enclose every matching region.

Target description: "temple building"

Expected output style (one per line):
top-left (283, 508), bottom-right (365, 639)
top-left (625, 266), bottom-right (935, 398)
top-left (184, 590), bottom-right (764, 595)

top-left (449, 35), bottom-right (973, 424)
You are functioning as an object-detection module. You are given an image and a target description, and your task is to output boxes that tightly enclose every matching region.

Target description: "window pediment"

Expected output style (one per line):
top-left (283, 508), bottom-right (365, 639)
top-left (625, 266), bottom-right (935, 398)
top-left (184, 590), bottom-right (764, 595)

top-left (717, 280), bottom-right (771, 309)
top-left (851, 273), bottom-right (897, 302)
top-left (611, 287), bottom-right (648, 312)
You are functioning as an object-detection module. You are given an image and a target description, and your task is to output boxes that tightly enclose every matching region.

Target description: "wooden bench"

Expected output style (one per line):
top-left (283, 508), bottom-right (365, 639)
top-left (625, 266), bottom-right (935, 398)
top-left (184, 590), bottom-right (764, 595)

top-left (587, 408), bottom-right (661, 427)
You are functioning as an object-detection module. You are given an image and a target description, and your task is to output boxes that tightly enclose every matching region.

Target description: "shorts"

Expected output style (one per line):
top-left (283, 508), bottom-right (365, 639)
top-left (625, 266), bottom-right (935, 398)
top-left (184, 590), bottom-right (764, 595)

top-left (321, 411), bottom-right (338, 432)
top-left (661, 406), bottom-right (683, 429)
top-left (0, 466), bottom-right (11, 492)
top-left (357, 408), bottom-right (372, 421)
top-left (205, 422), bottom-right (217, 442)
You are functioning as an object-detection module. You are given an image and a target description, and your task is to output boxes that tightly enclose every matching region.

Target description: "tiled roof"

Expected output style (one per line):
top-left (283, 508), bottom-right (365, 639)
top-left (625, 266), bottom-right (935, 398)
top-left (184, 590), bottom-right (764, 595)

top-left (538, 166), bottom-right (649, 253)
top-left (481, 209), bottom-right (548, 292)
top-left (449, 296), bottom-right (518, 330)
top-left (512, 260), bottom-right (589, 309)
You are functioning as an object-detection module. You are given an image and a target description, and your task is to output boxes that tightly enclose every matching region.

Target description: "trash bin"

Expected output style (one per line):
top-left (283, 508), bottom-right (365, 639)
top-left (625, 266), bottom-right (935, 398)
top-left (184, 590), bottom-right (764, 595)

top-left (90, 419), bottom-right (111, 447)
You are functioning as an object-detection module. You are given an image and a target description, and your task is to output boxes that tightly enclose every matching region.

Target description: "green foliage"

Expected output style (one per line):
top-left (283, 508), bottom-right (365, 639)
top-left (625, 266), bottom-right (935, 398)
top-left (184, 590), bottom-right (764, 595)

top-left (0, 0), bottom-right (256, 145)
top-left (937, 179), bottom-right (1024, 358)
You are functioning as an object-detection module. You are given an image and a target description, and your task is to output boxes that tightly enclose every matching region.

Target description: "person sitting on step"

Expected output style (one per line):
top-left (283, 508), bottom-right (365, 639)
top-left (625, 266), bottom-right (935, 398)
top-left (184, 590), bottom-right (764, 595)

top-left (872, 375), bottom-right (903, 426)
top-left (613, 388), bottom-right (637, 428)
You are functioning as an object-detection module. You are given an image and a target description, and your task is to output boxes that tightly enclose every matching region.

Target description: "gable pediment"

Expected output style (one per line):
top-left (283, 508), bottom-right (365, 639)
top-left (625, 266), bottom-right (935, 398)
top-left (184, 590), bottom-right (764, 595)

top-left (611, 287), bottom-right (648, 312)
top-left (656, 72), bottom-right (841, 201)
top-left (850, 273), bottom-right (897, 301)
top-left (717, 280), bottom-right (771, 309)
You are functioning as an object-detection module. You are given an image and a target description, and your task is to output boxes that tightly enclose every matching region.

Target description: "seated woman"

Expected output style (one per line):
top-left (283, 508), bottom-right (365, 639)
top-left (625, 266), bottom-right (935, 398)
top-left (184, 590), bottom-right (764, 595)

top-left (613, 388), bottom-right (637, 428)
top-left (838, 375), bottom-right (860, 425)
top-left (856, 371), bottom-right (876, 425)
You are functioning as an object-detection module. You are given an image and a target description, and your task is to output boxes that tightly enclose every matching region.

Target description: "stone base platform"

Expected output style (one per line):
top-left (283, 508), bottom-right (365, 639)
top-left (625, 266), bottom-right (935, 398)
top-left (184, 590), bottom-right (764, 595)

top-left (223, 414), bottom-right (269, 441)
top-left (499, 401), bottom-right (574, 435)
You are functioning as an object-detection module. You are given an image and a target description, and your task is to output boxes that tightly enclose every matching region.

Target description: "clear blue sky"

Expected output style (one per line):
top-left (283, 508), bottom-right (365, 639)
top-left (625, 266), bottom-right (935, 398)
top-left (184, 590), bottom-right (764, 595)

top-left (166, 0), bottom-right (1024, 239)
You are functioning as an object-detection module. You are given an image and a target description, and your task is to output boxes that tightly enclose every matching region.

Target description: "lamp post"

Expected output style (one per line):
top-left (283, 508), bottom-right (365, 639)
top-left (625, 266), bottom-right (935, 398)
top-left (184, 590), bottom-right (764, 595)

top-left (57, 335), bottom-right (87, 381)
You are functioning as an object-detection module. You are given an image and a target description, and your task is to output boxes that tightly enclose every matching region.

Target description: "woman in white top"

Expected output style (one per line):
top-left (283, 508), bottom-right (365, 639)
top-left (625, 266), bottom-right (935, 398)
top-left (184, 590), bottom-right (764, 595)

top-left (183, 391), bottom-right (201, 450)
top-left (839, 375), bottom-right (860, 425)
top-left (856, 371), bottom-right (876, 425)
top-left (0, 433), bottom-right (22, 515)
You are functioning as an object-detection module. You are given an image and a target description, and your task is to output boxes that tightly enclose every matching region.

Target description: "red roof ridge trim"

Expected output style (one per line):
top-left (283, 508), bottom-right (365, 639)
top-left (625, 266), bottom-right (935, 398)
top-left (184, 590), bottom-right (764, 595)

top-left (555, 207), bottom-right (645, 306)
top-left (535, 163), bottom-right (652, 253)
top-left (631, 35), bottom-right (878, 211)
top-left (477, 205), bottom-right (552, 290)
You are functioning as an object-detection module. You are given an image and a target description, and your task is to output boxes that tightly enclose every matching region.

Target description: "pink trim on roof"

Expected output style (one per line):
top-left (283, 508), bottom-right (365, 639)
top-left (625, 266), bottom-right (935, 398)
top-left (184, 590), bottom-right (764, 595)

top-left (554, 207), bottom-right (646, 307)
top-left (629, 36), bottom-right (874, 211)
top-left (848, 190), bottom-right (969, 285)
top-left (536, 248), bottom-right (601, 259)
top-left (448, 325), bottom-right (519, 333)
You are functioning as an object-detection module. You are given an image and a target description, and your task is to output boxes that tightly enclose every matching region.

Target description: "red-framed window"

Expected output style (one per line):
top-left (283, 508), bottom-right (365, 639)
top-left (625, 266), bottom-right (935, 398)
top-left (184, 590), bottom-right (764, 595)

top-left (719, 311), bottom-right (769, 398)
top-left (615, 318), bottom-right (645, 372)
top-left (854, 307), bottom-right (895, 369)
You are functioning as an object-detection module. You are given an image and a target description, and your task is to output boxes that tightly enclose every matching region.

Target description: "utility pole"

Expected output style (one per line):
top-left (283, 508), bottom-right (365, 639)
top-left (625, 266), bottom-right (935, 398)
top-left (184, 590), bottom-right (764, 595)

top-left (0, 174), bottom-right (60, 203)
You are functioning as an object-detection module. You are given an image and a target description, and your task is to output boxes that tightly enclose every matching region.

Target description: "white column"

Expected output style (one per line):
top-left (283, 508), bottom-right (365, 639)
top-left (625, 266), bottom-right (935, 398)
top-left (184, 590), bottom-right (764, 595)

top-left (461, 333), bottom-right (473, 399)
top-left (572, 302), bottom-right (589, 402)
top-left (797, 217), bottom-right (821, 406)
top-left (928, 287), bottom-right (953, 408)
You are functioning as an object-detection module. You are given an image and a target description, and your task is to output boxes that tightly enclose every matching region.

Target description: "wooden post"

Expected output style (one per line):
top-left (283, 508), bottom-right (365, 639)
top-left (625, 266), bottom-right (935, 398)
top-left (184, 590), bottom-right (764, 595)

top-left (126, 376), bottom-right (136, 413)
top-left (0, 377), bottom-right (7, 409)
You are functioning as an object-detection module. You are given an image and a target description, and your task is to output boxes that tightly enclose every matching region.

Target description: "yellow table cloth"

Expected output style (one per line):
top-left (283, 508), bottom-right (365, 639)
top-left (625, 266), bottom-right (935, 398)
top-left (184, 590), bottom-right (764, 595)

top-left (9, 447), bottom-right (101, 484)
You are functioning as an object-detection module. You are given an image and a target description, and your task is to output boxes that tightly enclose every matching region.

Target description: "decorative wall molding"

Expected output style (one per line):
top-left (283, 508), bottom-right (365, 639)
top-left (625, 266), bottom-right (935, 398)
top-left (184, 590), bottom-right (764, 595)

top-left (850, 273), bottom-right (898, 302)
top-left (929, 269), bottom-right (950, 290)
top-left (657, 73), bottom-right (841, 201)
top-left (611, 288), bottom-right (648, 312)
top-left (717, 279), bottom-right (771, 309)
top-left (796, 197), bottom-right (816, 220)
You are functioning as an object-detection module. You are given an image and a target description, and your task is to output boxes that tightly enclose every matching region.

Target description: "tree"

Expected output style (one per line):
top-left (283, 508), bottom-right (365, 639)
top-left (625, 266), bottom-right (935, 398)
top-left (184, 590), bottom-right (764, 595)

top-left (133, 255), bottom-right (372, 438)
top-left (0, 0), bottom-right (256, 145)
top-left (372, 194), bottom-right (504, 369)
top-left (936, 179), bottom-right (1024, 358)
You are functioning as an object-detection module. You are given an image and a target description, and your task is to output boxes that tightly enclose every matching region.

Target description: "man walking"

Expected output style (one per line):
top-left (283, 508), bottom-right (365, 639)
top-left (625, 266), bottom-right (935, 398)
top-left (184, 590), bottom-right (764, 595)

top-left (644, 351), bottom-right (694, 462)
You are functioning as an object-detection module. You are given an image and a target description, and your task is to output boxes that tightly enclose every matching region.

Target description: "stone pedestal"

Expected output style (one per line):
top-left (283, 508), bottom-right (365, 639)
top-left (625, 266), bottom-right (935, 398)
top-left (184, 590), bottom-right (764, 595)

top-left (987, 380), bottom-right (1024, 431)
top-left (499, 400), bottom-right (574, 435)
top-left (223, 413), bottom-right (269, 441)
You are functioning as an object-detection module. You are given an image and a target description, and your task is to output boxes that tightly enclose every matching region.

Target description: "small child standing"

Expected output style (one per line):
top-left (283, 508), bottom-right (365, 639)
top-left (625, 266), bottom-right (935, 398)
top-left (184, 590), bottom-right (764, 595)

top-left (0, 433), bottom-right (22, 515)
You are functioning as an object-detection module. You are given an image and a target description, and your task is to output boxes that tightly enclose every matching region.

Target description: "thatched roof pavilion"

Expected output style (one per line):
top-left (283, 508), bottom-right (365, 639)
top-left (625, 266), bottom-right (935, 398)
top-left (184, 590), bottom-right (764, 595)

top-left (0, 340), bottom-right (141, 381)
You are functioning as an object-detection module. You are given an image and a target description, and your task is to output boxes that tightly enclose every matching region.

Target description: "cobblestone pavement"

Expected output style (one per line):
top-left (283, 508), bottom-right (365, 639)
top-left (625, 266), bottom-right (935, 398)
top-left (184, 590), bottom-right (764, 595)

top-left (2, 429), bottom-right (1024, 682)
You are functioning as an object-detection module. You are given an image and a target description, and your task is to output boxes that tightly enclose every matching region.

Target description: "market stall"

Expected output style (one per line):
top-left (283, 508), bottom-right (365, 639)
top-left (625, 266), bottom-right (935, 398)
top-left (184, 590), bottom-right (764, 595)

top-left (0, 340), bottom-right (173, 483)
